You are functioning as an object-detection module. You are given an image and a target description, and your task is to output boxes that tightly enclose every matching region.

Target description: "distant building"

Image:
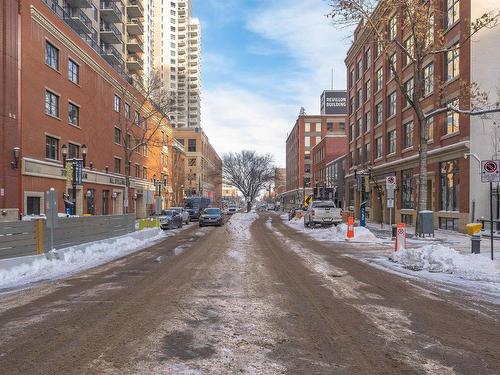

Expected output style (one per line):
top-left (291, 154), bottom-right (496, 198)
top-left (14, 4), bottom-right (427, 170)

top-left (274, 168), bottom-right (286, 195)
top-left (174, 128), bottom-right (222, 204)
top-left (284, 112), bottom-right (346, 210)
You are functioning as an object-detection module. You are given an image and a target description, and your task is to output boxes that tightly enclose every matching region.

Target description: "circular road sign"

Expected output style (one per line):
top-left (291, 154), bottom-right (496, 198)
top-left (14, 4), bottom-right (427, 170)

top-left (484, 160), bottom-right (498, 174)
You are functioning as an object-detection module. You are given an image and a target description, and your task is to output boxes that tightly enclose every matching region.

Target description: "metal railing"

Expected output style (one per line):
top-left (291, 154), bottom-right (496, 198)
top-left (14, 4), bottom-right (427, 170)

top-left (128, 0), bottom-right (144, 13)
top-left (100, 0), bottom-right (123, 19)
top-left (127, 17), bottom-right (144, 32)
top-left (100, 21), bottom-right (123, 40)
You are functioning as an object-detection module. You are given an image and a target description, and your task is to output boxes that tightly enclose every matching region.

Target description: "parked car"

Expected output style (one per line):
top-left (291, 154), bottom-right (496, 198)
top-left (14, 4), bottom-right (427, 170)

top-left (199, 208), bottom-right (224, 227)
top-left (227, 205), bottom-right (238, 215)
top-left (170, 207), bottom-right (190, 224)
top-left (160, 210), bottom-right (183, 230)
top-left (303, 201), bottom-right (342, 227)
top-left (267, 203), bottom-right (276, 211)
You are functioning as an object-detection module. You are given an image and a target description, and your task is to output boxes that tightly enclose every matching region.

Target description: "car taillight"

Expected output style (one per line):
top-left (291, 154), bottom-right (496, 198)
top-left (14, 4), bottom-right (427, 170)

top-left (340, 209), bottom-right (343, 216)
top-left (311, 210), bottom-right (315, 216)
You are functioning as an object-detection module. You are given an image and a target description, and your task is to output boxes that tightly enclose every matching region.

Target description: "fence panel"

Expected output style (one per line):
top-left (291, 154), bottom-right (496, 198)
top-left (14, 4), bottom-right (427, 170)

top-left (0, 221), bottom-right (37, 259)
top-left (44, 214), bottom-right (136, 250)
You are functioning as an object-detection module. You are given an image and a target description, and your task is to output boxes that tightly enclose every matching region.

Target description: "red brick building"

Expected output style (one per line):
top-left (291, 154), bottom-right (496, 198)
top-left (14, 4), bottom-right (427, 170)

top-left (283, 113), bottom-right (346, 209)
top-left (0, 0), bottom-right (171, 219)
top-left (344, 0), bottom-right (481, 231)
top-left (311, 135), bottom-right (347, 187)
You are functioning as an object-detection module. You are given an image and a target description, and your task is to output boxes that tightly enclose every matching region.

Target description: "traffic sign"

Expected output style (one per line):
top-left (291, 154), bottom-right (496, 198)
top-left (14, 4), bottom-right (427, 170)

top-left (481, 160), bottom-right (500, 183)
top-left (386, 176), bottom-right (396, 190)
top-left (395, 223), bottom-right (406, 252)
top-left (304, 195), bottom-right (313, 208)
top-left (387, 198), bottom-right (394, 208)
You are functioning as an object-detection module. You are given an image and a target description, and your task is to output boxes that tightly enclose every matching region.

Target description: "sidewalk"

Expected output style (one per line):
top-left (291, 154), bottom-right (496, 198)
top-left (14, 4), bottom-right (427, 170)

top-left (365, 221), bottom-right (500, 259)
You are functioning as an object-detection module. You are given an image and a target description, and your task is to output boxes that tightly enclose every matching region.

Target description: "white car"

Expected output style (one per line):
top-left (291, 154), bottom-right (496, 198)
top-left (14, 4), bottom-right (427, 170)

top-left (304, 201), bottom-right (343, 227)
top-left (227, 206), bottom-right (238, 215)
top-left (170, 207), bottom-right (190, 224)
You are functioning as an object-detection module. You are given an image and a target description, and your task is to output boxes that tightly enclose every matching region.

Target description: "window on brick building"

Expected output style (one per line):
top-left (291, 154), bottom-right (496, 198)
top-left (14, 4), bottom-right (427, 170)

top-left (364, 48), bottom-right (371, 70)
top-left (375, 68), bottom-right (383, 92)
top-left (387, 130), bottom-right (396, 154)
top-left (440, 160), bottom-right (459, 211)
top-left (388, 53), bottom-right (397, 80)
top-left (388, 16), bottom-right (397, 40)
top-left (135, 164), bottom-right (140, 178)
top-left (404, 121), bottom-right (414, 149)
top-left (143, 167), bottom-right (148, 179)
top-left (375, 102), bottom-right (383, 125)
top-left (68, 102), bottom-right (79, 126)
top-left (125, 103), bottom-right (131, 119)
top-left (356, 118), bottom-right (362, 138)
top-left (446, 0), bottom-right (460, 27)
top-left (403, 37), bottom-right (414, 66)
top-left (365, 79), bottom-right (371, 101)
top-left (446, 43), bottom-right (460, 81)
top-left (188, 139), bottom-right (197, 152)
top-left (365, 143), bottom-right (371, 163)
top-left (114, 127), bottom-right (122, 144)
top-left (45, 90), bottom-right (59, 117)
top-left (114, 157), bottom-right (121, 174)
top-left (69, 143), bottom-right (80, 159)
top-left (45, 136), bottom-right (59, 160)
top-left (327, 122), bottom-right (334, 133)
top-left (364, 111), bottom-right (371, 133)
top-left (375, 137), bottom-right (383, 159)
top-left (68, 59), bottom-right (79, 84)
top-left (45, 41), bottom-right (59, 70)
top-left (445, 99), bottom-right (460, 134)
top-left (401, 169), bottom-right (414, 209)
top-left (357, 89), bottom-right (362, 108)
top-left (357, 147), bottom-right (363, 165)
top-left (357, 60), bottom-right (363, 80)
top-left (404, 78), bottom-right (414, 107)
top-left (424, 63), bottom-right (434, 95)
top-left (426, 117), bottom-right (434, 142)
top-left (114, 95), bottom-right (121, 112)
top-left (388, 92), bottom-right (396, 117)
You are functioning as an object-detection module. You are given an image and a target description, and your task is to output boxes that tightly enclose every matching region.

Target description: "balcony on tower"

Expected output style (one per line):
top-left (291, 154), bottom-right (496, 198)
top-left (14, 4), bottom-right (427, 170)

top-left (65, 0), bottom-right (92, 8)
top-left (127, 36), bottom-right (144, 53)
top-left (100, 21), bottom-right (123, 44)
top-left (127, 17), bottom-right (143, 35)
top-left (100, 42), bottom-right (123, 66)
top-left (100, 0), bottom-right (122, 24)
top-left (126, 54), bottom-right (144, 71)
top-left (64, 5), bottom-right (92, 34)
top-left (127, 0), bottom-right (144, 18)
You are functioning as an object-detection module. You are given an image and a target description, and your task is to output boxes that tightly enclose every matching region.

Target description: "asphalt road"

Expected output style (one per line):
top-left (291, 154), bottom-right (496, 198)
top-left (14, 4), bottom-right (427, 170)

top-left (0, 213), bottom-right (499, 374)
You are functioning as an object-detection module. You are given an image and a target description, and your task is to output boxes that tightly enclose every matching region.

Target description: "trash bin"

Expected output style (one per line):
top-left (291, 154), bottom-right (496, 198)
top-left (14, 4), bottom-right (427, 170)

top-left (471, 234), bottom-right (481, 254)
top-left (417, 211), bottom-right (434, 237)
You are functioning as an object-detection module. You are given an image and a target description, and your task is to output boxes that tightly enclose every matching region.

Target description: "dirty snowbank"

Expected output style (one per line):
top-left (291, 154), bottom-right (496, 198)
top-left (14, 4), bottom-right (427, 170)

top-left (0, 228), bottom-right (171, 291)
top-left (391, 244), bottom-right (500, 282)
top-left (283, 215), bottom-right (380, 243)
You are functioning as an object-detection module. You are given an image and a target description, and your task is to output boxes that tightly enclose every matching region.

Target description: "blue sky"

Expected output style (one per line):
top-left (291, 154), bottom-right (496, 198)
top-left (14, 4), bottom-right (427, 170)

top-left (193, 0), bottom-right (352, 166)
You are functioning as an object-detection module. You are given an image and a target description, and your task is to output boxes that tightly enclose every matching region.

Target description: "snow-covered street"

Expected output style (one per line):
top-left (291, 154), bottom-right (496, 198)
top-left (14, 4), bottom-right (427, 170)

top-left (0, 212), bottom-right (499, 374)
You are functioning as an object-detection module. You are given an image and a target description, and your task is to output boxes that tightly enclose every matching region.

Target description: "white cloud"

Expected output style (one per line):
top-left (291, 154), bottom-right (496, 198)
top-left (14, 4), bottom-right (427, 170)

top-left (201, 86), bottom-right (296, 166)
top-left (200, 0), bottom-right (352, 167)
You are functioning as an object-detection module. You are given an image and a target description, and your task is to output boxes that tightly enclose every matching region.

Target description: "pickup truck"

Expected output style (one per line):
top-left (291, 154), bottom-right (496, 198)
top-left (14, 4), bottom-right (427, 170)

top-left (303, 201), bottom-right (342, 227)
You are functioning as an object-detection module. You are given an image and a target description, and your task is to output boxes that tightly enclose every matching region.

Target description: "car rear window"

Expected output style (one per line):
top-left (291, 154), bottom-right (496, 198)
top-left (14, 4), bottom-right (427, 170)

top-left (205, 208), bottom-right (221, 215)
top-left (313, 202), bottom-right (336, 209)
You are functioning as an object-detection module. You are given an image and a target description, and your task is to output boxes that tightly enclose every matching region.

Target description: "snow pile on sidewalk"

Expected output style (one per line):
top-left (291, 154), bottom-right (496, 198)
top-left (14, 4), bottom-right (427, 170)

top-left (392, 244), bottom-right (500, 282)
top-left (0, 228), bottom-right (167, 290)
top-left (284, 216), bottom-right (380, 243)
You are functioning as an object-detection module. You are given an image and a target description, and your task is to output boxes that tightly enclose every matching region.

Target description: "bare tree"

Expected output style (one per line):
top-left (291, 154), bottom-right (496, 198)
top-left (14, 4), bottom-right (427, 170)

top-left (223, 151), bottom-right (275, 212)
top-left (328, 0), bottom-right (500, 216)
top-left (115, 71), bottom-right (175, 212)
